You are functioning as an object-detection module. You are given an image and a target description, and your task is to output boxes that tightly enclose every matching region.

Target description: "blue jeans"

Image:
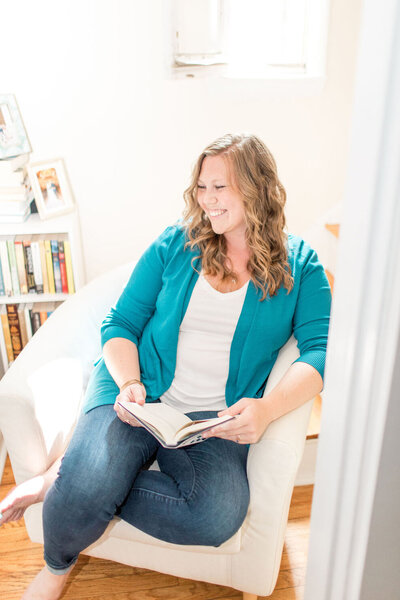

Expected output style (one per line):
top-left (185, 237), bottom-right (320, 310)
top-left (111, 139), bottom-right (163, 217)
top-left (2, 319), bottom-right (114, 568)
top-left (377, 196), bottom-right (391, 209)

top-left (42, 404), bottom-right (250, 573)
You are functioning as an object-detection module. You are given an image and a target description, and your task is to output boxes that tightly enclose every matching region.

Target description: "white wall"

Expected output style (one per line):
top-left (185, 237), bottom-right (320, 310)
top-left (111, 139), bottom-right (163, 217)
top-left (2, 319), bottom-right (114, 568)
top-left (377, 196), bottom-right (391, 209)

top-left (1, 0), bottom-right (362, 281)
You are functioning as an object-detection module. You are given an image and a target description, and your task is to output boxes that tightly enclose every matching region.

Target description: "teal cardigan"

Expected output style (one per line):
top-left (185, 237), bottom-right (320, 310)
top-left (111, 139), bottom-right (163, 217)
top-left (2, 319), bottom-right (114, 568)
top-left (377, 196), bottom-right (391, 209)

top-left (84, 224), bottom-right (331, 413)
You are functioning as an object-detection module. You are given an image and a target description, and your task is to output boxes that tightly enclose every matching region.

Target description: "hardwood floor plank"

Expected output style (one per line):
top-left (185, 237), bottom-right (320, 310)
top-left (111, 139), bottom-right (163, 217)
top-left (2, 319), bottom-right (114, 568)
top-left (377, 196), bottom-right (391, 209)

top-left (0, 456), bottom-right (312, 600)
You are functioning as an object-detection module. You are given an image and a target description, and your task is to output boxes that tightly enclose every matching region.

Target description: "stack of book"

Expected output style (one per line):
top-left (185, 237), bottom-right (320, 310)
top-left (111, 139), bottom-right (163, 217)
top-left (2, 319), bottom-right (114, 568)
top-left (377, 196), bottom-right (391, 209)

top-left (0, 94), bottom-right (33, 223)
top-left (0, 154), bottom-right (33, 223)
top-left (0, 233), bottom-right (75, 297)
top-left (0, 301), bottom-right (62, 368)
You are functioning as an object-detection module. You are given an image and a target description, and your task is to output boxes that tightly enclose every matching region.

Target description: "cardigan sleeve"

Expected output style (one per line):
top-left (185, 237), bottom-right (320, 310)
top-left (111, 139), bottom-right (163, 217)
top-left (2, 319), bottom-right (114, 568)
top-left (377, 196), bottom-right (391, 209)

top-left (100, 226), bottom-right (176, 348)
top-left (292, 246), bottom-right (332, 381)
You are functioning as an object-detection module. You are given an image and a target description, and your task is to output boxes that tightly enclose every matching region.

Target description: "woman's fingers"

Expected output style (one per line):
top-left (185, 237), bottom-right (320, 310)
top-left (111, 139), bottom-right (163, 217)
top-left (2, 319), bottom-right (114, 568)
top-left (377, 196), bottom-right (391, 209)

top-left (114, 400), bottom-right (142, 427)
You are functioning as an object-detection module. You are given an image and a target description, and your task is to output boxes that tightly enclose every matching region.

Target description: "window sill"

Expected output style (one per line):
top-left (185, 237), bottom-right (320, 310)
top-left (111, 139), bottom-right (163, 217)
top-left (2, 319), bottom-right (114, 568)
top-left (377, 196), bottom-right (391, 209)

top-left (170, 63), bottom-right (327, 94)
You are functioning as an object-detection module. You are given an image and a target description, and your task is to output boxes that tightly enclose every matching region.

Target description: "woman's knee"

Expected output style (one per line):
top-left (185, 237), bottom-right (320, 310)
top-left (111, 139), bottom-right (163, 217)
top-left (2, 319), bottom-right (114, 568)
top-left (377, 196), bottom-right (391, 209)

top-left (188, 483), bottom-right (250, 546)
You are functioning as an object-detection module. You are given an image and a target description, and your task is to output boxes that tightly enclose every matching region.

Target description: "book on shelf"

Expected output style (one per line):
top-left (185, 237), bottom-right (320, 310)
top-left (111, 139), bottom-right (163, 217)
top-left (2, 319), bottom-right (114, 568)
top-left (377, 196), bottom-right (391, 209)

top-left (24, 302), bottom-right (33, 340)
top-left (0, 168), bottom-right (26, 187)
top-left (0, 305), bottom-right (13, 367)
top-left (51, 240), bottom-right (62, 293)
top-left (0, 207), bottom-right (31, 224)
top-left (6, 303), bottom-right (23, 360)
top-left (0, 165), bottom-right (32, 223)
top-left (6, 237), bottom-right (20, 295)
top-left (0, 153), bottom-right (30, 174)
top-left (14, 235), bottom-right (28, 294)
top-left (30, 236), bottom-right (44, 294)
top-left (44, 239), bottom-right (55, 294)
top-left (17, 303), bottom-right (28, 348)
top-left (0, 300), bottom-right (62, 369)
top-left (0, 233), bottom-right (76, 297)
top-left (58, 240), bottom-right (68, 293)
top-left (0, 239), bottom-right (13, 296)
top-left (22, 236), bottom-right (36, 293)
top-left (117, 399), bottom-right (235, 449)
top-left (38, 235), bottom-right (49, 294)
top-left (64, 239), bottom-right (75, 293)
top-left (31, 301), bottom-right (56, 326)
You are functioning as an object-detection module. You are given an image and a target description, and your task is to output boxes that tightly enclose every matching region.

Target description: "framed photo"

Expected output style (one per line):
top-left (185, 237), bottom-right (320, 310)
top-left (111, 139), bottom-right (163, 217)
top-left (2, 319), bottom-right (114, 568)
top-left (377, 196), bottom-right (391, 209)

top-left (0, 94), bottom-right (32, 159)
top-left (28, 159), bottom-right (75, 220)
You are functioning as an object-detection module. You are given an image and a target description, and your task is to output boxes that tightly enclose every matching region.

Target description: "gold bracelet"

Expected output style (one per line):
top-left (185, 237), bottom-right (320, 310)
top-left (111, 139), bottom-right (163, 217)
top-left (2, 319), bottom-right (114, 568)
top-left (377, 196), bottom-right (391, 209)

top-left (120, 379), bottom-right (145, 392)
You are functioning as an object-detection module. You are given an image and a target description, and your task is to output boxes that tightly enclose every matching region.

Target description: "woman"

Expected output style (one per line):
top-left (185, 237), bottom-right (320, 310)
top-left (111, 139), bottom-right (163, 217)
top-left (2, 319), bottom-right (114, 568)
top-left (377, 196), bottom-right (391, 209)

top-left (0, 133), bottom-right (331, 599)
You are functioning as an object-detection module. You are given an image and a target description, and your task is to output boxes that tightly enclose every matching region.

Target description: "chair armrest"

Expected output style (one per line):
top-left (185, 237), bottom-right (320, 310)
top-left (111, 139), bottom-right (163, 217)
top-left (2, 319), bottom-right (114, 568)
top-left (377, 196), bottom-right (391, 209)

top-left (0, 263), bottom-right (133, 483)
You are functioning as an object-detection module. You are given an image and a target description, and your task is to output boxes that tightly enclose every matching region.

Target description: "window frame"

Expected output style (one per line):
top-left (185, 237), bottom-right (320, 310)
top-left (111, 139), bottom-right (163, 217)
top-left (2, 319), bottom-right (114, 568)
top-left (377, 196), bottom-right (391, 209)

top-left (169, 0), bottom-right (331, 85)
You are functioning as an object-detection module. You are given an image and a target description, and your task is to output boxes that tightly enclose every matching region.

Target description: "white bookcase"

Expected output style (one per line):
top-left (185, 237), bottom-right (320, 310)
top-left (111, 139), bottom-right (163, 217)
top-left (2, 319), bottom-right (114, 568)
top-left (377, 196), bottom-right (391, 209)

top-left (0, 210), bottom-right (86, 377)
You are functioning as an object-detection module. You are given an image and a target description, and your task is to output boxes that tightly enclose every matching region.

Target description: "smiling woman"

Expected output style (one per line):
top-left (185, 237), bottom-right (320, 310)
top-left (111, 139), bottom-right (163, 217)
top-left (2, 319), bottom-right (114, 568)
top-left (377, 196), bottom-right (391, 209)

top-left (0, 132), bottom-right (331, 600)
top-left (183, 133), bottom-right (293, 299)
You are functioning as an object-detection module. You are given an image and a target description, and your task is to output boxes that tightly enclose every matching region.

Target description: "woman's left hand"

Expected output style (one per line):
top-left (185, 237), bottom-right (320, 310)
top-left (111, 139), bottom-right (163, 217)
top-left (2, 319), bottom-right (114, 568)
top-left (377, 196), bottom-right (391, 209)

top-left (202, 397), bottom-right (271, 445)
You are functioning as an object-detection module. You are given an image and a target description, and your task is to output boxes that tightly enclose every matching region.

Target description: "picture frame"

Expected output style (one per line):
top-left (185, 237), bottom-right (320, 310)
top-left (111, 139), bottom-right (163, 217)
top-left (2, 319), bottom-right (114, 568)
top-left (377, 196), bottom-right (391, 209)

top-left (0, 94), bottom-right (32, 159)
top-left (27, 158), bottom-right (75, 220)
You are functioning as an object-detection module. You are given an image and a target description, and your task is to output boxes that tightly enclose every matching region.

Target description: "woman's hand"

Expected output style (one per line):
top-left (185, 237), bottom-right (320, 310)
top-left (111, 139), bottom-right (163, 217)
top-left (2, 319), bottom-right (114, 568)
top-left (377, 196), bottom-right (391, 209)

top-left (202, 397), bottom-right (272, 444)
top-left (114, 382), bottom-right (146, 427)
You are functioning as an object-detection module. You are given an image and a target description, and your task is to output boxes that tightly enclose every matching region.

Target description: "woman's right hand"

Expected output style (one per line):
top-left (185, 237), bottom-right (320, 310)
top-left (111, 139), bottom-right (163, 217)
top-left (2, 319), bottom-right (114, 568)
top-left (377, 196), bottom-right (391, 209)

top-left (114, 382), bottom-right (146, 427)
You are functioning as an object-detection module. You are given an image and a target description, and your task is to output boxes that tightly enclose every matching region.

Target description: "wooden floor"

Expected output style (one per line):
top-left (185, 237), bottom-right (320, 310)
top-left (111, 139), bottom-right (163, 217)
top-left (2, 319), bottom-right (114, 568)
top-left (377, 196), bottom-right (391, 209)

top-left (0, 457), bottom-right (313, 600)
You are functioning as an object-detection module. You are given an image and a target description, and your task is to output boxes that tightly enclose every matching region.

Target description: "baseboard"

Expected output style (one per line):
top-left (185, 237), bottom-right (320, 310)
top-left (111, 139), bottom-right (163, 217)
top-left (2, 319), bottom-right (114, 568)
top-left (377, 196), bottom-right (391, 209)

top-left (0, 432), bottom-right (7, 483)
top-left (295, 438), bottom-right (319, 486)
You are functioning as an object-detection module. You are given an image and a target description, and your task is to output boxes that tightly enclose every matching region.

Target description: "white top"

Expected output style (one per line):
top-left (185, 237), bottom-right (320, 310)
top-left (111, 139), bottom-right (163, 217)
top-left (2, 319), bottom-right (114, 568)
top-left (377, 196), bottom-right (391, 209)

top-left (160, 271), bottom-right (249, 413)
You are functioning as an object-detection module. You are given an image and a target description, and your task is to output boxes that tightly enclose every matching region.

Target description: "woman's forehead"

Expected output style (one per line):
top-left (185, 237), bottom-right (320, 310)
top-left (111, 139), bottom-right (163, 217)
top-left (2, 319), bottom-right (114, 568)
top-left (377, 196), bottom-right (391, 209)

top-left (199, 154), bottom-right (235, 182)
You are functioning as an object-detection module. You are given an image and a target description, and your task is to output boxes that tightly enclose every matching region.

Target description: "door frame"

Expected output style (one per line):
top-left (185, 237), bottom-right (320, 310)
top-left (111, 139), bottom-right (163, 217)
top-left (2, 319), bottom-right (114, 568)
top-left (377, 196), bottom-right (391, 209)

top-left (304, 0), bottom-right (400, 597)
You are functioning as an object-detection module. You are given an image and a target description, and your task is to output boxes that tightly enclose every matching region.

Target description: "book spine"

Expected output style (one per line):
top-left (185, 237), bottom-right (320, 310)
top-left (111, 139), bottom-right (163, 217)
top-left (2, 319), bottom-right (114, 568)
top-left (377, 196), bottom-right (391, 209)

top-left (0, 259), bottom-right (5, 295)
top-left (24, 303), bottom-right (33, 340)
top-left (58, 241), bottom-right (68, 293)
top-left (17, 303), bottom-right (28, 349)
top-left (23, 241), bottom-right (36, 293)
top-left (6, 303), bottom-right (23, 359)
top-left (30, 309), bottom-right (41, 335)
top-left (44, 240), bottom-right (55, 294)
top-left (64, 239), bottom-right (75, 294)
top-left (30, 241), bottom-right (44, 294)
top-left (6, 239), bottom-right (20, 296)
top-left (51, 241), bottom-right (62, 293)
top-left (0, 308), bottom-right (14, 364)
top-left (39, 309), bottom-right (48, 325)
top-left (14, 240), bottom-right (28, 294)
top-left (0, 241), bottom-right (13, 296)
top-left (0, 315), bottom-right (9, 370)
top-left (39, 239), bottom-right (49, 294)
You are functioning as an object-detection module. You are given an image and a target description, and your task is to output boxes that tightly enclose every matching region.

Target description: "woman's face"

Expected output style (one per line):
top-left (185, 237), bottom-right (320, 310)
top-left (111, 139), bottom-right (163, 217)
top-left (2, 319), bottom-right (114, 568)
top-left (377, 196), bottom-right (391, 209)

top-left (197, 155), bottom-right (246, 240)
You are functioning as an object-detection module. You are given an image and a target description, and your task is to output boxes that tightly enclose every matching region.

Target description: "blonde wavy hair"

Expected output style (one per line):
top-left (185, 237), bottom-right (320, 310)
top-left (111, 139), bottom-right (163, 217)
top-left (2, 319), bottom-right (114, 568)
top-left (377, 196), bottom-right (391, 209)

top-left (182, 133), bottom-right (294, 300)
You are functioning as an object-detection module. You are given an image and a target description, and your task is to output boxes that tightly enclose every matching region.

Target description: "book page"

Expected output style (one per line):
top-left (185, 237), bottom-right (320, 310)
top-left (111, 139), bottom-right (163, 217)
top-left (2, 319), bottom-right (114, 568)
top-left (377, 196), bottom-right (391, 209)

top-left (175, 415), bottom-right (235, 443)
top-left (117, 400), bottom-right (192, 445)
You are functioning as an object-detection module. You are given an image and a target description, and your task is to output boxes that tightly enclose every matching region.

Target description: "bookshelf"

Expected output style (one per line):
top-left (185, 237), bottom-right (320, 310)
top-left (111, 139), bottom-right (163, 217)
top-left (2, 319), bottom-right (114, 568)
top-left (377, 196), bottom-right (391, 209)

top-left (0, 211), bottom-right (86, 376)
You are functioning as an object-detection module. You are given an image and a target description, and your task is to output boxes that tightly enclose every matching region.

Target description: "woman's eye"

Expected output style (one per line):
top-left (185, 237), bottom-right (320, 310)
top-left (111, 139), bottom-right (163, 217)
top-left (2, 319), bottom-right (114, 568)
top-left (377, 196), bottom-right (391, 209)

top-left (197, 185), bottom-right (206, 189)
top-left (216, 185), bottom-right (225, 190)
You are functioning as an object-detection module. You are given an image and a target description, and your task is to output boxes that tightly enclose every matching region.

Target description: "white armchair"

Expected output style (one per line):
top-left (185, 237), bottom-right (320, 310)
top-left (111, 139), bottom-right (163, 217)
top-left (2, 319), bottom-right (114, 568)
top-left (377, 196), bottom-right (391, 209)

top-left (0, 263), bottom-right (313, 599)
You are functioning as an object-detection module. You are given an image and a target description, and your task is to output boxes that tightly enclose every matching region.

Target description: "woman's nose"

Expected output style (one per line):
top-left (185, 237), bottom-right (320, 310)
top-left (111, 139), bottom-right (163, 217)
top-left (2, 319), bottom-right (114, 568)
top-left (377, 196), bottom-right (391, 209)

top-left (204, 190), bottom-right (217, 204)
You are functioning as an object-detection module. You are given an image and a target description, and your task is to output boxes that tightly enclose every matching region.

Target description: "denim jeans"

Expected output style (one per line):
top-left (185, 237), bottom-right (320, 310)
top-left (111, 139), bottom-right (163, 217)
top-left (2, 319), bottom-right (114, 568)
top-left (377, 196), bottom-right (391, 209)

top-left (42, 404), bottom-right (250, 573)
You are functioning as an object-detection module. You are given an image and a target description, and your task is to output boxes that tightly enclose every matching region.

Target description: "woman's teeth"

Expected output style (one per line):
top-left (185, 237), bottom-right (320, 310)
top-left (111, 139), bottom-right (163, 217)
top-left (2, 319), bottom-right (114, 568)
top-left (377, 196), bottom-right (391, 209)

top-left (209, 209), bottom-right (226, 217)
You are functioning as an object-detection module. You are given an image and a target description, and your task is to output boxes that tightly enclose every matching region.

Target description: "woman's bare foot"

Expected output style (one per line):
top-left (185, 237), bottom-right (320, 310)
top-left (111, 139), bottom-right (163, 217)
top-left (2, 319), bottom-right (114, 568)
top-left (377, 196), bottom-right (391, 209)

top-left (21, 565), bottom-right (73, 600)
top-left (0, 456), bottom-right (62, 526)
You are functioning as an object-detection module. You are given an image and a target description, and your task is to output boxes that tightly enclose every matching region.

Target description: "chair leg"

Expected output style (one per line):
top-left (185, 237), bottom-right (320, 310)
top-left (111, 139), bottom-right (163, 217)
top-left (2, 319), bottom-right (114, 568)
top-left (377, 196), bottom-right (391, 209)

top-left (243, 594), bottom-right (258, 600)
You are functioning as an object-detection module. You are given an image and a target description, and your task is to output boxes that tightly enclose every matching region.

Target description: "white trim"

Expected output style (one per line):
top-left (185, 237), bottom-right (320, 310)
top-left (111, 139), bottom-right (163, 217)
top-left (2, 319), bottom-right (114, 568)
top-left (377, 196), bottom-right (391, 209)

top-left (0, 432), bottom-right (7, 482)
top-left (305, 0), bottom-right (400, 598)
top-left (295, 438), bottom-right (318, 486)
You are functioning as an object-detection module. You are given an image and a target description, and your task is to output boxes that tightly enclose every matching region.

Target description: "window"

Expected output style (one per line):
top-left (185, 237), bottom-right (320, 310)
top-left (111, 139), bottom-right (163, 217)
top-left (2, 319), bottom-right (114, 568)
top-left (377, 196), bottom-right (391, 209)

top-left (171, 0), bottom-right (330, 80)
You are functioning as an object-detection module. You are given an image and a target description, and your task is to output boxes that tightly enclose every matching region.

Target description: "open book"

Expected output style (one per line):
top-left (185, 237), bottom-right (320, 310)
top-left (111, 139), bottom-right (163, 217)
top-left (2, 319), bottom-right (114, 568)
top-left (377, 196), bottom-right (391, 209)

top-left (117, 399), bottom-right (235, 449)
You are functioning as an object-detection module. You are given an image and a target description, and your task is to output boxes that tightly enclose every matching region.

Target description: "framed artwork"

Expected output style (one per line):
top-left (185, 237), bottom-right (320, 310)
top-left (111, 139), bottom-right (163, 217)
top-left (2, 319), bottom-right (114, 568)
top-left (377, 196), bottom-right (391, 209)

top-left (0, 94), bottom-right (32, 159)
top-left (28, 159), bottom-right (75, 220)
